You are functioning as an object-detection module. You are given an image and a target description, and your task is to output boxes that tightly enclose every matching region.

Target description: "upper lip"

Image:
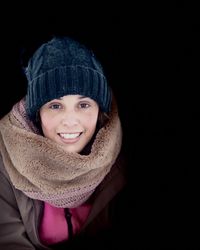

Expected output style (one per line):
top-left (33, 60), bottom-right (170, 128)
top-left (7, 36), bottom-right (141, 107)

top-left (58, 132), bottom-right (82, 134)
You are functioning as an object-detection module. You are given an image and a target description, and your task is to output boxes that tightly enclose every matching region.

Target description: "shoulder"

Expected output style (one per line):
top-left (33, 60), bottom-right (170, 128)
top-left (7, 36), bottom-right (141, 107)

top-left (0, 153), bottom-right (11, 182)
top-left (0, 153), bottom-right (15, 191)
top-left (0, 154), bottom-right (19, 212)
top-left (95, 148), bottom-right (128, 199)
top-left (0, 153), bottom-right (9, 181)
top-left (110, 149), bottom-right (128, 184)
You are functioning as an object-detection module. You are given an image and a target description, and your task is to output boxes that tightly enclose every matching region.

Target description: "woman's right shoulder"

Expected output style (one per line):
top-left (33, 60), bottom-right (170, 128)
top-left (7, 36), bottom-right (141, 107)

top-left (0, 153), bottom-right (16, 199)
top-left (0, 153), bottom-right (12, 185)
top-left (0, 153), bottom-right (9, 179)
top-left (0, 153), bottom-right (20, 211)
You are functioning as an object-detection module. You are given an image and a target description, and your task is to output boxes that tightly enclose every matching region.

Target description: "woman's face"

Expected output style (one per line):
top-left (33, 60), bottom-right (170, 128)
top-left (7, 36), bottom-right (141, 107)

top-left (40, 95), bottom-right (99, 153)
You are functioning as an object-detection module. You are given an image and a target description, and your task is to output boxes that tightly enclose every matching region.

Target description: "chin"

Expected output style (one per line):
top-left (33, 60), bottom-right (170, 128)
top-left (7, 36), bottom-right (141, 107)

top-left (62, 145), bottom-right (84, 153)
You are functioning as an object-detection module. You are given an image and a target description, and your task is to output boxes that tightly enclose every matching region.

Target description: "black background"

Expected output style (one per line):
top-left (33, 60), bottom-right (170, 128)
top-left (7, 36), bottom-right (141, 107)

top-left (1, 2), bottom-right (200, 248)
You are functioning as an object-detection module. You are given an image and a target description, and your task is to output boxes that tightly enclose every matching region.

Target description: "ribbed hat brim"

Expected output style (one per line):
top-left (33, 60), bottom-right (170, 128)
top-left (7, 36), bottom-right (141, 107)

top-left (26, 65), bottom-right (111, 120)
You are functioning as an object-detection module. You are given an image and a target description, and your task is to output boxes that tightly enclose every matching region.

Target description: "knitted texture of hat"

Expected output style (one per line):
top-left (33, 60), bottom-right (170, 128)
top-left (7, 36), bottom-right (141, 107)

top-left (25, 36), bottom-right (112, 122)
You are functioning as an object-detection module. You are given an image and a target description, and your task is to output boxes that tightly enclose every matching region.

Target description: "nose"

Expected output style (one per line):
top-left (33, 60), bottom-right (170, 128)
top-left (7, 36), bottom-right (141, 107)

top-left (61, 111), bottom-right (79, 127)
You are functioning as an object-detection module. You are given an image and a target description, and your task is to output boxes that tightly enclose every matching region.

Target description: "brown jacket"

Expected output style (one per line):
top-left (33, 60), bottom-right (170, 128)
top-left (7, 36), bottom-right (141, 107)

top-left (0, 151), bottom-right (127, 250)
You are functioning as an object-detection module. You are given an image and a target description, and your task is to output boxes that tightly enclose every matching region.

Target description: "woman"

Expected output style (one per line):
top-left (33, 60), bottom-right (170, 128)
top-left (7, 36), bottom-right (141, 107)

top-left (0, 36), bottom-right (127, 249)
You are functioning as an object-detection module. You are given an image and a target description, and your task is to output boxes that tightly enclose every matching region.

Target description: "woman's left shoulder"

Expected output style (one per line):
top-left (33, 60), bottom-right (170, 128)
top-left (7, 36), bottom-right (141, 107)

top-left (112, 148), bottom-right (128, 178)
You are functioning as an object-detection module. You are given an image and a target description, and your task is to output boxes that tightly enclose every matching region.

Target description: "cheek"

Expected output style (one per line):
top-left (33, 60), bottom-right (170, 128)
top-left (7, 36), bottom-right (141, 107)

top-left (84, 114), bottom-right (98, 130)
top-left (40, 114), bottom-right (57, 132)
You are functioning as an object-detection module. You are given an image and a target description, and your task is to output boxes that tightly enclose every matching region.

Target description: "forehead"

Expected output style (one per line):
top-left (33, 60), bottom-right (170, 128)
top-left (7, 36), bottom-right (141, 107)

top-left (58, 95), bottom-right (88, 100)
top-left (48, 95), bottom-right (98, 105)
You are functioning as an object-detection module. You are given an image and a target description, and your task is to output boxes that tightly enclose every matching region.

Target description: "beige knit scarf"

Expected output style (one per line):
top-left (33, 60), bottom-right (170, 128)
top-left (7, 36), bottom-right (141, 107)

top-left (0, 98), bottom-right (122, 208)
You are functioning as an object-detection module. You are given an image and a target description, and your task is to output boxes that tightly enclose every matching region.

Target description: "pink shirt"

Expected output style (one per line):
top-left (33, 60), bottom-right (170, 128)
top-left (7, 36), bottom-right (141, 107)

top-left (39, 202), bottom-right (92, 245)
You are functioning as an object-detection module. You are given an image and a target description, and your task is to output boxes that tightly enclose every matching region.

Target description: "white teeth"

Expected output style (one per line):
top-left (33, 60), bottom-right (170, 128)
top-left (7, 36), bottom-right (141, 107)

top-left (59, 133), bottom-right (80, 139)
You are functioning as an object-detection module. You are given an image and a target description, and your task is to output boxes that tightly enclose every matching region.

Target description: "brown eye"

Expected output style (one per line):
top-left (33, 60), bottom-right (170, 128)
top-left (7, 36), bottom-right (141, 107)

top-left (49, 104), bottom-right (62, 109)
top-left (79, 103), bottom-right (90, 109)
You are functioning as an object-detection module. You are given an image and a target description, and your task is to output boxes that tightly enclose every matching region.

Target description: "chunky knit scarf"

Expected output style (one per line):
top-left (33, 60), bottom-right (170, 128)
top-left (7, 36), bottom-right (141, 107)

top-left (0, 98), bottom-right (122, 208)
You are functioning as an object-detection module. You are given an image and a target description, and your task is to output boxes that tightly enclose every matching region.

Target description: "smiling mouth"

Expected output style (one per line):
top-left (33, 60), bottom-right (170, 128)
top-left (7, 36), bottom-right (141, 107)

top-left (58, 132), bottom-right (82, 139)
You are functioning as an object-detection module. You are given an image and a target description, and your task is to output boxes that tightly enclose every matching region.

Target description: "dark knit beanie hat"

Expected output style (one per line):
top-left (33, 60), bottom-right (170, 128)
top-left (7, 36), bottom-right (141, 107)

top-left (24, 36), bottom-right (112, 122)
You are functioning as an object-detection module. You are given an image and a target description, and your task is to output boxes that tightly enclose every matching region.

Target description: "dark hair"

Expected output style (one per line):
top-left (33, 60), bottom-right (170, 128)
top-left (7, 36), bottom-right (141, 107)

top-left (96, 111), bottom-right (109, 130)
